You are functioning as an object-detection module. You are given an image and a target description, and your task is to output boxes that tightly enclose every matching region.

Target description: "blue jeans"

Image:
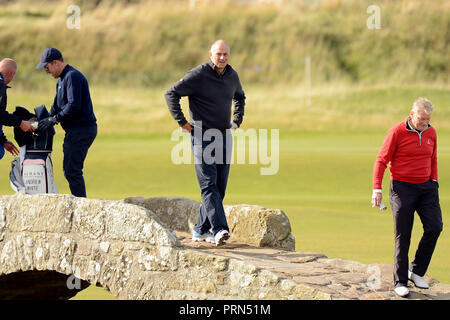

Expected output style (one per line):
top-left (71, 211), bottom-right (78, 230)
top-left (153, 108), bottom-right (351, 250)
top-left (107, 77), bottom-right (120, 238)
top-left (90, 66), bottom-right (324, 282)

top-left (191, 127), bottom-right (232, 236)
top-left (63, 126), bottom-right (97, 197)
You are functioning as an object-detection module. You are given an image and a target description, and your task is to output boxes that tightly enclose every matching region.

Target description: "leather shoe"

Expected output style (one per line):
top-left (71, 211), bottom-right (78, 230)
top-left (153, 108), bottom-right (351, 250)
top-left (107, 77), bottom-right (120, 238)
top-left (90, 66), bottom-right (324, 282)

top-left (394, 285), bottom-right (409, 297)
top-left (408, 270), bottom-right (429, 289)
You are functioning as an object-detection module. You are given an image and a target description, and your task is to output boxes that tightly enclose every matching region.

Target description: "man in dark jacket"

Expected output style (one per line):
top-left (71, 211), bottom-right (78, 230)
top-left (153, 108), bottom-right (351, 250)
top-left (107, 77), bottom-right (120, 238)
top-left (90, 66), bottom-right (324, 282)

top-left (36, 48), bottom-right (97, 198)
top-left (165, 40), bottom-right (246, 246)
top-left (0, 58), bottom-right (36, 158)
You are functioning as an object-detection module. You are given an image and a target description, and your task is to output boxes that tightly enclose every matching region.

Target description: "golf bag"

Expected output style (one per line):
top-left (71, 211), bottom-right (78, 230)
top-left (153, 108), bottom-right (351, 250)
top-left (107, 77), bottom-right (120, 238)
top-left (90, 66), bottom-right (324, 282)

top-left (9, 105), bottom-right (58, 194)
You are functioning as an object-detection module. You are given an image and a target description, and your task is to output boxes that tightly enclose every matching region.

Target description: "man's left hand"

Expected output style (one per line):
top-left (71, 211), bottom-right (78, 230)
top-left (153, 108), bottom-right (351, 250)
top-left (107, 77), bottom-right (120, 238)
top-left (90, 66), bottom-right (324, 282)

top-left (38, 116), bottom-right (57, 131)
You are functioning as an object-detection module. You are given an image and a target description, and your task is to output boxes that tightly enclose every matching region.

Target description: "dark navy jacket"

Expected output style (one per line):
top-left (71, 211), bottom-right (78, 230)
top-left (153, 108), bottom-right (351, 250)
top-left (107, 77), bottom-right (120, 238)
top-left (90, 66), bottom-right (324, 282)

top-left (165, 60), bottom-right (245, 131)
top-left (0, 72), bottom-right (22, 144)
top-left (50, 65), bottom-right (97, 131)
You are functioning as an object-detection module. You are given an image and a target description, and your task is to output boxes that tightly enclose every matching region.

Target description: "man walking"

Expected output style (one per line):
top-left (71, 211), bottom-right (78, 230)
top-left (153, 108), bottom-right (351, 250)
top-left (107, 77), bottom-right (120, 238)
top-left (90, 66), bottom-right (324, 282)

top-left (165, 40), bottom-right (246, 246)
top-left (0, 58), bottom-right (35, 158)
top-left (36, 48), bottom-right (97, 198)
top-left (372, 97), bottom-right (443, 297)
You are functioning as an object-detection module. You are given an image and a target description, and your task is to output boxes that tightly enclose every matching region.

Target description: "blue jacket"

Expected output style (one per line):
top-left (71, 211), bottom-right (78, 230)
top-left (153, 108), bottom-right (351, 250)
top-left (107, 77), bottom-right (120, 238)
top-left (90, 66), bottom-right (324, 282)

top-left (50, 65), bottom-right (97, 131)
top-left (0, 72), bottom-right (22, 144)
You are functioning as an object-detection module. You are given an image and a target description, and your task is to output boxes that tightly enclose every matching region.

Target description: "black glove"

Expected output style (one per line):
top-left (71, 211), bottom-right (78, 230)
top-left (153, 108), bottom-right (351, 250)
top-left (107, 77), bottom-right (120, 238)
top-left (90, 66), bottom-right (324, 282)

top-left (38, 116), bottom-right (57, 131)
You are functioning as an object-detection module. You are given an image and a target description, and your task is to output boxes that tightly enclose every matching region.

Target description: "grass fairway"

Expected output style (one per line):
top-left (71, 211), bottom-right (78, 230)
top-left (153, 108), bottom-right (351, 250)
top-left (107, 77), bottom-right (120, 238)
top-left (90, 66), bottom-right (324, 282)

top-left (1, 85), bottom-right (448, 299)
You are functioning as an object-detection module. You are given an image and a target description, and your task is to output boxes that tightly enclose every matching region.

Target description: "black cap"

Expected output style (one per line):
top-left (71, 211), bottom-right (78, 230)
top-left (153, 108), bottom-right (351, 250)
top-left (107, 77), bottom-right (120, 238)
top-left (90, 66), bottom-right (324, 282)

top-left (36, 48), bottom-right (63, 70)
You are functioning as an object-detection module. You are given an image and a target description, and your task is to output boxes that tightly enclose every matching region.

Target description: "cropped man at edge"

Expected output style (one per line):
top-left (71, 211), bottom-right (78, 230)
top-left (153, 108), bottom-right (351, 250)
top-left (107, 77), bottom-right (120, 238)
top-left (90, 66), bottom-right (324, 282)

top-left (0, 58), bottom-right (35, 159)
top-left (165, 40), bottom-right (246, 246)
top-left (372, 97), bottom-right (443, 297)
top-left (36, 48), bottom-right (97, 198)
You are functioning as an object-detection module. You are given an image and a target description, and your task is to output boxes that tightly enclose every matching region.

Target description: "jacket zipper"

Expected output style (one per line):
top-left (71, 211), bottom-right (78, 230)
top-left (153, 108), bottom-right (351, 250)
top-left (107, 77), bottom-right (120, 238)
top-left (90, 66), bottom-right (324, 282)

top-left (406, 121), bottom-right (430, 146)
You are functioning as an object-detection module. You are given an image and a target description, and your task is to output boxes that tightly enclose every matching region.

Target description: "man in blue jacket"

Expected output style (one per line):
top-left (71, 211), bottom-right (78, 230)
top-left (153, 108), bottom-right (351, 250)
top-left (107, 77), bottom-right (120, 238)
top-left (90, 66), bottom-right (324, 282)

top-left (36, 48), bottom-right (97, 198)
top-left (165, 40), bottom-right (246, 246)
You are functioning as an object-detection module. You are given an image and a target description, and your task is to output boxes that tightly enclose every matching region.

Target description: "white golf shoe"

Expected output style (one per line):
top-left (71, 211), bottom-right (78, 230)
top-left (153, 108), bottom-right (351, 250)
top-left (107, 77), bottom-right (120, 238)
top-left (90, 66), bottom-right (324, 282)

top-left (192, 231), bottom-right (215, 243)
top-left (214, 230), bottom-right (230, 246)
top-left (394, 285), bottom-right (410, 297)
top-left (408, 271), bottom-right (429, 289)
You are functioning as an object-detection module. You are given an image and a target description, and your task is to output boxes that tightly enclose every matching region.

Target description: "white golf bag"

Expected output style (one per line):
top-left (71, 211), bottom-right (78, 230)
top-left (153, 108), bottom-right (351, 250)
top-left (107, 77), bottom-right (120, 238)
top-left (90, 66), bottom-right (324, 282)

top-left (9, 105), bottom-right (58, 194)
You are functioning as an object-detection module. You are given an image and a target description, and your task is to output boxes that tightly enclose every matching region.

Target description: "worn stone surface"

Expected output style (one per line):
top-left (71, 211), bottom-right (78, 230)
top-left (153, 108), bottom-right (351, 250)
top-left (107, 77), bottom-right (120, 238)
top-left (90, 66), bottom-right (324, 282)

top-left (124, 196), bottom-right (295, 251)
top-left (175, 232), bottom-right (450, 300)
top-left (1, 194), bottom-right (449, 300)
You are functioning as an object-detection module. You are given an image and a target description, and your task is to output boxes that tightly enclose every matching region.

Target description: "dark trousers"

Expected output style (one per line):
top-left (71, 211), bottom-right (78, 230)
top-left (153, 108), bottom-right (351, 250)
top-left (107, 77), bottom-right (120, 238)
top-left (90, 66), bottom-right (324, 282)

top-left (0, 125), bottom-right (4, 159)
top-left (191, 127), bottom-right (232, 236)
top-left (63, 126), bottom-right (97, 198)
top-left (389, 180), bottom-right (443, 286)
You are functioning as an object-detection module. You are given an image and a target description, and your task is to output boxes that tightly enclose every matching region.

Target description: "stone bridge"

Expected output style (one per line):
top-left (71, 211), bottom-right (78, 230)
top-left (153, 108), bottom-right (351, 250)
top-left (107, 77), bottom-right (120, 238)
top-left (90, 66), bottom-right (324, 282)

top-left (0, 194), bottom-right (449, 300)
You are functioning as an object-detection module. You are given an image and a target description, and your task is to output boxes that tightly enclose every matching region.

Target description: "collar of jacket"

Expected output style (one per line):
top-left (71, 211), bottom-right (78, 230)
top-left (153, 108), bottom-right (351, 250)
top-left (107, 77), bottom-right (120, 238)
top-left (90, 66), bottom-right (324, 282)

top-left (207, 60), bottom-right (230, 75)
top-left (0, 72), bottom-right (11, 89)
top-left (405, 116), bottom-right (431, 134)
top-left (59, 64), bottom-right (72, 79)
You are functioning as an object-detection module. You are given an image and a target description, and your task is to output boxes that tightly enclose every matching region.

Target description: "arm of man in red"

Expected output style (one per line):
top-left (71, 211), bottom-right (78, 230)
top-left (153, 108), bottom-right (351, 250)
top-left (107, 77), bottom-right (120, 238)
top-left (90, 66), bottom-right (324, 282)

top-left (372, 126), bottom-right (398, 206)
top-left (431, 129), bottom-right (438, 182)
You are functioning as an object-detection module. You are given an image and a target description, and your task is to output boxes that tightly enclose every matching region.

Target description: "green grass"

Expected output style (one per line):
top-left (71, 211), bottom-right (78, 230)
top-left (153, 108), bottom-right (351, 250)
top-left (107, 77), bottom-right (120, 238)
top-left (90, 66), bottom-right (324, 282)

top-left (10, 83), bottom-right (450, 135)
top-left (1, 85), bottom-right (449, 300)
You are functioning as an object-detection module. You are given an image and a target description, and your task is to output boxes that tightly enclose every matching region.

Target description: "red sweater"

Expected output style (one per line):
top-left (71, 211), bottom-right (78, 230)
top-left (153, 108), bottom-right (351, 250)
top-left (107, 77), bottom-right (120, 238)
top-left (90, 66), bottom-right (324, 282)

top-left (373, 118), bottom-right (438, 189)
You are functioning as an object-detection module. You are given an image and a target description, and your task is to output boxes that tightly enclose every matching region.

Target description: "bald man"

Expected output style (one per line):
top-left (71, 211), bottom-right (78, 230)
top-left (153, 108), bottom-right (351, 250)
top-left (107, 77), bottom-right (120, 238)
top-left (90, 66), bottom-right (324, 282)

top-left (165, 40), bottom-right (246, 246)
top-left (0, 58), bottom-right (35, 158)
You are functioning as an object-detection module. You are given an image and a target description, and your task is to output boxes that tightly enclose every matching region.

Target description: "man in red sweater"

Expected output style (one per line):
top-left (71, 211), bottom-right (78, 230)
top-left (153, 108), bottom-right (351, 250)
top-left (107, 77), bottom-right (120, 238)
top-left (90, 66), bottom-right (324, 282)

top-left (372, 97), bottom-right (443, 297)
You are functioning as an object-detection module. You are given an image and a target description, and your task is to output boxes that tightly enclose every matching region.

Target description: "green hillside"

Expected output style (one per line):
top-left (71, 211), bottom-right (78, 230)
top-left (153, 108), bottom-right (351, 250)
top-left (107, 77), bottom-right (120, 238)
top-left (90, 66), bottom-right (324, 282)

top-left (0, 0), bottom-right (448, 88)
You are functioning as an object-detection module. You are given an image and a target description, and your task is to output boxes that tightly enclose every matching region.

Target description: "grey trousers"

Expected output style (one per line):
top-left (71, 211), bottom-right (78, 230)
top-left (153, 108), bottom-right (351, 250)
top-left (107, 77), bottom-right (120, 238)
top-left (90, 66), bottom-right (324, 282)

top-left (389, 180), bottom-right (443, 286)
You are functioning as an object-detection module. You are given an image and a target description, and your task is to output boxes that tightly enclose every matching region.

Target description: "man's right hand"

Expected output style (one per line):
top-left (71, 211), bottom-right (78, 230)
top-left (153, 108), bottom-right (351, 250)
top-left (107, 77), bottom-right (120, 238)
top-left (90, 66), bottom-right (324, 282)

top-left (371, 190), bottom-right (383, 207)
top-left (181, 122), bottom-right (193, 132)
top-left (19, 120), bottom-right (35, 132)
